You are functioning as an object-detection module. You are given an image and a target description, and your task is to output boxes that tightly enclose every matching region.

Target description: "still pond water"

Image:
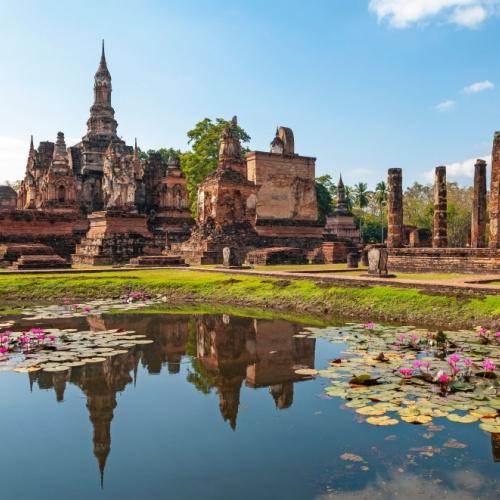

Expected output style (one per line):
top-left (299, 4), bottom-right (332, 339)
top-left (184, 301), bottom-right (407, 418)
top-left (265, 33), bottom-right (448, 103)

top-left (0, 311), bottom-right (499, 500)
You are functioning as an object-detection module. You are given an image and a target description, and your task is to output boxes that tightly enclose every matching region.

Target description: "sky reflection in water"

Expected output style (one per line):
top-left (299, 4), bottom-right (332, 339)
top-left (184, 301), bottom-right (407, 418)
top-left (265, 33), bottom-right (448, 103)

top-left (0, 312), bottom-right (498, 500)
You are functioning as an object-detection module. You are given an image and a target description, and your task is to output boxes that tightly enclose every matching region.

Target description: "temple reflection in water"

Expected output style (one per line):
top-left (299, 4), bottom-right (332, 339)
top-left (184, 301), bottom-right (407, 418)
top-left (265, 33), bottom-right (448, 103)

top-left (26, 313), bottom-right (316, 486)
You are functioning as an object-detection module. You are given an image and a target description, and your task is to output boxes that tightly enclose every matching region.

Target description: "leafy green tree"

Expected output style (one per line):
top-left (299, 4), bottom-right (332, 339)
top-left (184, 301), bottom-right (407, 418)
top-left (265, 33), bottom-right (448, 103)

top-left (315, 177), bottom-right (333, 224)
top-left (6, 180), bottom-right (21, 192)
top-left (316, 174), bottom-right (337, 197)
top-left (139, 147), bottom-right (181, 163)
top-left (403, 182), bottom-right (433, 229)
top-left (181, 118), bottom-right (251, 211)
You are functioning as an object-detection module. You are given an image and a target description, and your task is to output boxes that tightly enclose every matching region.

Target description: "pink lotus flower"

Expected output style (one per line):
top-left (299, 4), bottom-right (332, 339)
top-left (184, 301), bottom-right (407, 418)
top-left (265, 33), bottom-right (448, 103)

top-left (412, 359), bottom-right (430, 371)
top-left (463, 357), bottom-right (473, 367)
top-left (72, 304), bottom-right (80, 309)
top-left (438, 373), bottom-right (450, 384)
top-left (363, 322), bottom-right (375, 329)
top-left (0, 346), bottom-right (8, 354)
top-left (30, 327), bottom-right (45, 335)
top-left (83, 306), bottom-right (91, 313)
top-left (399, 368), bottom-right (413, 378)
top-left (495, 332), bottom-right (500, 339)
top-left (447, 354), bottom-right (460, 365)
top-left (35, 334), bottom-right (45, 341)
top-left (410, 334), bottom-right (419, 346)
top-left (482, 359), bottom-right (496, 372)
top-left (477, 327), bottom-right (488, 337)
top-left (47, 335), bottom-right (57, 342)
top-left (63, 298), bottom-right (70, 305)
top-left (19, 335), bottom-right (30, 344)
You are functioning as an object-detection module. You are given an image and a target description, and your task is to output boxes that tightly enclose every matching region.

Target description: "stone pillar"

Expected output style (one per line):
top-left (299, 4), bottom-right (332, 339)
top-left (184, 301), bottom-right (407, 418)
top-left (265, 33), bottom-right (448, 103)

top-left (409, 229), bottom-right (419, 248)
top-left (432, 166), bottom-right (447, 248)
top-left (387, 168), bottom-right (403, 248)
top-left (471, 159), bottom-right (487, 248)
top-left (490, 132), bottom-right (500, 249)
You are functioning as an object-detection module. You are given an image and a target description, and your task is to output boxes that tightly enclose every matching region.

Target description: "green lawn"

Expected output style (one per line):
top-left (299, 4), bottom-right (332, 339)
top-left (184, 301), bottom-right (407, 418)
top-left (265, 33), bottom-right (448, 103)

top-left (0, 268), bottom-right (498, 329)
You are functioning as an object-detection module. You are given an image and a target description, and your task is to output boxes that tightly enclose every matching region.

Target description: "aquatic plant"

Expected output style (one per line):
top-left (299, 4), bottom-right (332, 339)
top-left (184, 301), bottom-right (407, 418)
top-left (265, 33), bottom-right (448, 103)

top-left (300, 322), bottom-right (500, 434)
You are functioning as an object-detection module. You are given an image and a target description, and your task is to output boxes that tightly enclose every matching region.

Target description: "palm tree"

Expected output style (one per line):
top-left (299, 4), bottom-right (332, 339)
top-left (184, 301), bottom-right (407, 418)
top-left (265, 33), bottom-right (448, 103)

top-left (343, 185), bottom-right (354, 211)
top-left (375, 181), bottom-right (387, 243)
top-left (353, 182), bottom-right (370, 243)
top-left (353, 182), bottom-right (370, 210)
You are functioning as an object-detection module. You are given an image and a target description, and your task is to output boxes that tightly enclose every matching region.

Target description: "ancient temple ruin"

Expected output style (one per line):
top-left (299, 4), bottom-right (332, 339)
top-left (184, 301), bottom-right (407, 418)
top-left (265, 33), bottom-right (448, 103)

top-left (170, 119), bottom-right (324, 265)
top-left (2, 42), bottom-right (500, 272)
top-left (385, 137), bottom-right (500, 273)
top-left (322, 175), bottom-right (361, 262)
top-left (0, 42), bottom-right (192, 268)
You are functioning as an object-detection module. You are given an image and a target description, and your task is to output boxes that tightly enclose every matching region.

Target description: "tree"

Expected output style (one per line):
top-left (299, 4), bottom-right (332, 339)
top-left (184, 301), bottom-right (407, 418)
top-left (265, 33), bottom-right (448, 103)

top-left (181, 118), bottom-right (251, 211)
top-left (315, 177), bottom-right (333, 225)
top-left (6, 180), bottom-right (21, 192)
top-left (343, 185), bottom-right (354, 211)
top-left (316, 174), bottom-right (337, 197)
top-left (353, 182), bottom-right (370, 210)
top-left (138, 147), bottom-right (181, 163)
top-left (352, 182), bottom-right (371, 243)
top-left (374, 181), bottom-right (388, 243)
top-left (403, 182), bottom-right (433, 229)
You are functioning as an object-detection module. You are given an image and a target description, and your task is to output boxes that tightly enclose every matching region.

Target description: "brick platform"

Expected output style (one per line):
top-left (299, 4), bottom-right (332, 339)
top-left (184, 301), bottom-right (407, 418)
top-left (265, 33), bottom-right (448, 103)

top-left (127, 255), bottom-right (187, 267)
top-left (387, 248), bottom-right (500, 273)
top-left (246, 247), bottom-right (308, 265)
top-left (72, 210), bottom-right (163, 265)
top-left (10, 254), bottom-right (71, 270)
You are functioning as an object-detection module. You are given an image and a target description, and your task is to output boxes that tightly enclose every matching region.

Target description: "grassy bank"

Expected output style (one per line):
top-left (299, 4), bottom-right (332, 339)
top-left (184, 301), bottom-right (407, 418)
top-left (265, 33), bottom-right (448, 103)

top-left (0, 269), bottom-right (498, 328)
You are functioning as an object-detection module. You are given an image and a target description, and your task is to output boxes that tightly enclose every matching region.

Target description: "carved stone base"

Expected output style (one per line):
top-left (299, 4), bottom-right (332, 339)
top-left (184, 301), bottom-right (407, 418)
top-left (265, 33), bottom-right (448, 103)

top-left (10, 254), bottom-right (71, 270)
top-left (72, 210), bottom-right (163, 265)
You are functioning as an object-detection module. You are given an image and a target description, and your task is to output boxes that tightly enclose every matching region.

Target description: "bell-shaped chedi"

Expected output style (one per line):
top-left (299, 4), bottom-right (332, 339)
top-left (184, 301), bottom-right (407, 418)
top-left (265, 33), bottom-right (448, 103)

top-left (38, 132), bottom-right (78, 211)
top-left (324, 174), bottom-right (360, 244)
top-left (170, 116), bottom-right (258, 264)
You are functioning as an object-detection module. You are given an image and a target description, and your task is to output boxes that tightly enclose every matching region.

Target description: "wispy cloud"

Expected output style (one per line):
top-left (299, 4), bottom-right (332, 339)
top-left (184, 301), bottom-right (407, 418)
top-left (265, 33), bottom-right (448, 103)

top-left (424, 154), bottom-right (490, 182)
top-left (463, 80), bottom-right (494, 93)
top-left (369, 0), bottom-right (499, 29)
top-left (434, 99), bottom-right (456, 111)
top-left (0, 136), bottom-right (28, 184)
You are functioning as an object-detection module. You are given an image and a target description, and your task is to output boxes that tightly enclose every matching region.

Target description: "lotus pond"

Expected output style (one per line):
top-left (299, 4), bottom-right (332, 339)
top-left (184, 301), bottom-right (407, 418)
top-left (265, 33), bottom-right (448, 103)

top-left (0, 298), bottom-right (499, 499)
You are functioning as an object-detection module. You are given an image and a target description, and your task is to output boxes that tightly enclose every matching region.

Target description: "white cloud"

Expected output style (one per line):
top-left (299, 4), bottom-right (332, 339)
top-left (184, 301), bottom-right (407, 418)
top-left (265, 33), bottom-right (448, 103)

top-left (434, 99), bottom-right (456, 111)
top-left (424, 154), bottom-right (490, 181)
top-left (450, 4), bottom-right (488, 26)
top-left (0, 136), bottom-right (28, 184)
top-left (463, 79), bottom-right (495, 93)
top-left (369, 0), bottom-right (499, 28)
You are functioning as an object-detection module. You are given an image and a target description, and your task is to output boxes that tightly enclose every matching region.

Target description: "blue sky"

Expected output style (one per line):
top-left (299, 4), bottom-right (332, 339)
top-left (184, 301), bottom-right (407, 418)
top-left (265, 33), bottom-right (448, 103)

top-left (1, 0), bottom-right (500, 188)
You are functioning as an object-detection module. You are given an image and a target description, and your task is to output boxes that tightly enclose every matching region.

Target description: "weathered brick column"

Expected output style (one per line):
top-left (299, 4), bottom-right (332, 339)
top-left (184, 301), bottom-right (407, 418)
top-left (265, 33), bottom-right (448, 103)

top-left (490, 132), bottom-right (500, 249)
top-left (471, 159), bottom-right (487, 248)
top-left (432, 166), bottom-right (447, 248)
top-left (387, 168), bottom-right (403, 248)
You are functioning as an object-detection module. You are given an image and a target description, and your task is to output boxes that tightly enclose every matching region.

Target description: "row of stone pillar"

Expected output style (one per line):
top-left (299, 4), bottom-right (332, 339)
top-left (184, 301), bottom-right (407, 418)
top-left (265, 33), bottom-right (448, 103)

top-left (386, 132), bottom-right (500, 249)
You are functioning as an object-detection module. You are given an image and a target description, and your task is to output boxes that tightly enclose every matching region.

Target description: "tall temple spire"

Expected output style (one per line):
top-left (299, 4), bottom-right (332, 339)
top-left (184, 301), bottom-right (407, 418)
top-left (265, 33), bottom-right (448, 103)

top-left (101, 39), bottom-right (106, 65)
top-left (86, 40), bottom-right (117, 137)
top-left (334, 173), bottom-right (350, 215)
top-left (29, 135), bottom-right (34, 152)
